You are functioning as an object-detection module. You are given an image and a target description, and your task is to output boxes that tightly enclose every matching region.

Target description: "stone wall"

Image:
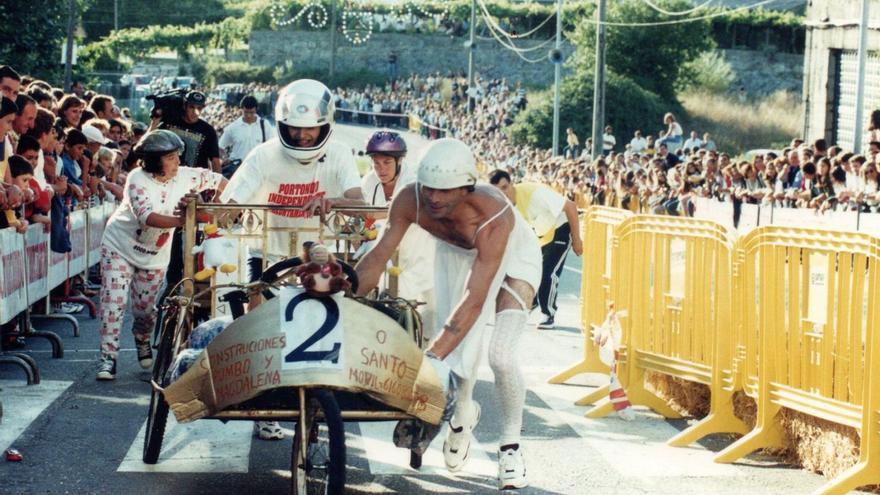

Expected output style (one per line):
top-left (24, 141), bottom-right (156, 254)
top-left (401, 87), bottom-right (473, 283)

top-left (248, 30), bottom-right (573, 85)
top-left (723, 49), bottom-right (803, 96)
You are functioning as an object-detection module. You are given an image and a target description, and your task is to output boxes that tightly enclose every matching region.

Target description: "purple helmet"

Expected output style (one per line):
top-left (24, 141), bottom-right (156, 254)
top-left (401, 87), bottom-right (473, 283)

top-left (365, 130), bottom-right (407, 158)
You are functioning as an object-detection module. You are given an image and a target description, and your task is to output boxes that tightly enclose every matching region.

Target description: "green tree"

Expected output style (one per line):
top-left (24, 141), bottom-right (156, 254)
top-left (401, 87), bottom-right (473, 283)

top-left (569, 0), bottom-right (714, 100)
top-left (508, 71), bottom-right (670, 151)
top-left (81, 0), bottom-right (228, 40)
top-left (0, 0), bottom-right (70, 81)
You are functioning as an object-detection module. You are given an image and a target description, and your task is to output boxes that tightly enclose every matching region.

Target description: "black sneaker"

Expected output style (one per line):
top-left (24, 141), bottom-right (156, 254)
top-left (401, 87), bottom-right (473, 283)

top-left (136, 339), bottom-right (153, 370)
top-left (537, 316), bottom-right (555, 329)
top-left (96, 357), bottom-right (116, 381)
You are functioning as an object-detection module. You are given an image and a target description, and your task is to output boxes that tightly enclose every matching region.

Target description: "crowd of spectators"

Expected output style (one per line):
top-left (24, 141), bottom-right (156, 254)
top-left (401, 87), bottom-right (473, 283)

top-left (6, 60), bottom-right (880, 351)
top-left (0, 64), bottom-right (154, 348)
top-left (197, 71), bottom-right (880, 217)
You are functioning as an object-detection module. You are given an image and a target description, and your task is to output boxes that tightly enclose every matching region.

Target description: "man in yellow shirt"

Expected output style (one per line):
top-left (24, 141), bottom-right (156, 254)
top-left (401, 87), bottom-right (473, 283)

top-left (489, 170), bottom-right (583, 329)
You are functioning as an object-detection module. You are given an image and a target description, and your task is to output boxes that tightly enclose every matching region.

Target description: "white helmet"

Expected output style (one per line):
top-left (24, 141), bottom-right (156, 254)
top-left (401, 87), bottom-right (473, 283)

top-left (275, 79), bottom-right (335, 164)
top-left (417, 138), bottom-right (479, 189)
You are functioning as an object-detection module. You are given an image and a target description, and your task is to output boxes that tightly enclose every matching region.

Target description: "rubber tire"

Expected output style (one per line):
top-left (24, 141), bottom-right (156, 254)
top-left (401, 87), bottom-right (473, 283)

top-left (142, 307), bottom-right (178, 464)
top-left (291, 390), bottom-right (346, 495)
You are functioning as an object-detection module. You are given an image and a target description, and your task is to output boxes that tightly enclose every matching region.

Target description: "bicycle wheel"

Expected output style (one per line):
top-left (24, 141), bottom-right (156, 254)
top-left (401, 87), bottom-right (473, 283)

top-left (291, 390), bottom-right (345, 495)
top-left (143, 306), bottom-right (180, 464)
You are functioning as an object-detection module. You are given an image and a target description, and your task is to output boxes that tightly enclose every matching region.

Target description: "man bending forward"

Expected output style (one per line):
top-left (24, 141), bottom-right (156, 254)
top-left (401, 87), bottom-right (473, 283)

top-left (355, 138), bottom-right (541, 490)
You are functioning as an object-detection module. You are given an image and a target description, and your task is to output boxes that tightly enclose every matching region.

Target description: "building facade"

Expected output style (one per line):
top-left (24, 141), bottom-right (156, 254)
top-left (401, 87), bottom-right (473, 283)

top-left (804, 0), bottom-right (880, 149)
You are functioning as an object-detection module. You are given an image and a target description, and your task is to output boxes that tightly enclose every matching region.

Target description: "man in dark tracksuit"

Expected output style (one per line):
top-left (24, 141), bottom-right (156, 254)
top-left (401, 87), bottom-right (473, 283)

top-left (490, 170), bottom-right (583, 328)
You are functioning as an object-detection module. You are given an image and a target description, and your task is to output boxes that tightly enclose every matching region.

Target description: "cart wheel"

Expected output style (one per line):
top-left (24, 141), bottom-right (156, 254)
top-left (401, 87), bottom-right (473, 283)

top-left (291, 390), bottom-right (345, 495)
top-left (143, 306), bottom-right (179, 464)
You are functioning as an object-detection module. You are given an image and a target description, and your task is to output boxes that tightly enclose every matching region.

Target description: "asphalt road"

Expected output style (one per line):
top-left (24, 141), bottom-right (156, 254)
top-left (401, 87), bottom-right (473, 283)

top-left (0, 126), bottom-right (859, 494)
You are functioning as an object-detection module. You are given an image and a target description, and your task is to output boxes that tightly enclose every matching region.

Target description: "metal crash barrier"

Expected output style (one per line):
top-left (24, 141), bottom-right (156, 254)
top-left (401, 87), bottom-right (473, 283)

top-left (582, 215), bottom-right (738, 422)
top-left (558, 208), bottom-right (880, 493)
top-left (0, 201), bottom-right (114, 382)
top-left (547, 207), bottom-right (632, 408)
top-left (709, 226), bottom-right (880, 495)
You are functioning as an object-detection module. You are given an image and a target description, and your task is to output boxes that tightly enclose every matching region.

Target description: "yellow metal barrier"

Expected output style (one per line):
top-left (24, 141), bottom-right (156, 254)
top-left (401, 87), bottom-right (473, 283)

top-left (711, 226), bottom-right (880, 495)
top-left (666, 236), bottom-right (755, 447)
top-left (584, 215), bottom-right (740, 423)
top-left (547, 207), bottom-right (632, 406)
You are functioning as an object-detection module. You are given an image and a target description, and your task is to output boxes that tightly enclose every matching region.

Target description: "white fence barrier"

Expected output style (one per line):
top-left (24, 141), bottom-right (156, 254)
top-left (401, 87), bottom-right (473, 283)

top-left (0, 202), bottom-right (115, 325)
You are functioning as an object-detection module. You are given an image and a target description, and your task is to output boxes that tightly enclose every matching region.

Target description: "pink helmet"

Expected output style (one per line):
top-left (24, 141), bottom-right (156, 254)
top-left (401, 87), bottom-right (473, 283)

top-left (365, 130), bottom-right (407, 158)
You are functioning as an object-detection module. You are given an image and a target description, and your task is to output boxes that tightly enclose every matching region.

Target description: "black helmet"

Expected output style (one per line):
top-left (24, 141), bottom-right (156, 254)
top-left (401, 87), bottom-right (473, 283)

top-left (133, 130), bottom-right (184, 170)
top-left (185, 90), bottom-right (207, 107)
top-left (134, 130), bottom-right (184, 157)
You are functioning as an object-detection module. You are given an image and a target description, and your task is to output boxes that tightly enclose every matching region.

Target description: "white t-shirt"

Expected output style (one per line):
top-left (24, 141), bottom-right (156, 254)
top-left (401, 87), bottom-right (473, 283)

top-left (683, 137), bottom-right (702, 150)
top-left (218, 116), bottom-right (275, 162)
top-left (102, 166), bottom-right (224, 270)
top-left (33, 150), bottom-right (49, 190)
top-left (220, 138), bottom-right (361, 256)
top-left (603, 133), bottom-right (616, 153)
top-left (360, 166), bottom-right (415, 206)
top-left (630, 136), bottom-right (647, 153)
top-left (359, 165), bottom-right (435, 296)
top-left (523, 185), bottom-right (567, 238)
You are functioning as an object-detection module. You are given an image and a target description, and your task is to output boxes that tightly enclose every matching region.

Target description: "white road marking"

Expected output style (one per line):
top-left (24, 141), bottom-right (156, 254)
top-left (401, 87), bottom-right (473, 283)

top-left (118, 415), bottom-right (253, 473)
top-left (356, 421), bottom-right (496, 478)
top-left (0, 380), bottom-right (73, 453)
top-left (529, 381), bottom-right (742, 478)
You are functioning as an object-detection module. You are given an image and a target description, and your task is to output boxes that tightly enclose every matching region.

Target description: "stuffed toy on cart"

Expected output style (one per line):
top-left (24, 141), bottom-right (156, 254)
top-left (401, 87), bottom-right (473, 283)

top-left (295, 244), bottom-right (351, 297)
top-left (191, 224), bottom-right (237, 281)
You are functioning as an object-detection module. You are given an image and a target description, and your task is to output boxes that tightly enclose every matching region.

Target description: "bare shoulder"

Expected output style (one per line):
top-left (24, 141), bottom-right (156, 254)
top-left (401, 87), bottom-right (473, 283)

top-left (467, 184), bottom-right (511, 218)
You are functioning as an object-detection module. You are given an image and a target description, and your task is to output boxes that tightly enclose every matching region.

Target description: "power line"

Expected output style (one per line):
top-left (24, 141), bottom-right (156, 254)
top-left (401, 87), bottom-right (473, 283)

top-left (641, 0), bottom-right (716, 16)
top-left (475, 0), bottom-right (555, 56)
top-left (586, 0), bottom-right (800, 27)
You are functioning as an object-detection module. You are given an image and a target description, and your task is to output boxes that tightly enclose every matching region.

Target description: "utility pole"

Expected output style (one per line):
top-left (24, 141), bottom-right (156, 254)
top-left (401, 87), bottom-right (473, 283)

top-left (853, 0), bottom-right (870, 153)
top-left (64, 0), bottom-right (76, 92)
top-left (329, 0), bottom-right (337, 79)
top-left (551, 0), bottom-right (563, 156)
top-left (467, 0), bottom-right (476, 114)
top-left (114, 0), bottom-right (119, 31)
top-left (590, 0), bottom-right (607, 160)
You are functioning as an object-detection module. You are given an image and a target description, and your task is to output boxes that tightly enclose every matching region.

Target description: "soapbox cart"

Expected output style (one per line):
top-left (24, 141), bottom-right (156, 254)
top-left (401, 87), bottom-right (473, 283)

top-left (141, 202), bottom-right (443, 495)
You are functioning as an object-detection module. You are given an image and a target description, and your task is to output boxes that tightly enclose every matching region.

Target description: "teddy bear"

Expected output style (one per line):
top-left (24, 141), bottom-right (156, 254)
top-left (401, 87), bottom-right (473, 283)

top-left (190, 224), bottom-right (238, 282)
top-left (295, 244), bottom-right (351, 297)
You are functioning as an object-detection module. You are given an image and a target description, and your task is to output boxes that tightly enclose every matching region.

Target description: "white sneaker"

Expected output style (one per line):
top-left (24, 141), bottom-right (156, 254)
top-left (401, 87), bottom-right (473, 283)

top-left (254, 421), bottom-right (284, 440)
top-left (498, 446), bottom-right (528, 490)
top-left (616, 407), bottom-right (636, 421)
top-left (443, 401), bottom-right (481, 472)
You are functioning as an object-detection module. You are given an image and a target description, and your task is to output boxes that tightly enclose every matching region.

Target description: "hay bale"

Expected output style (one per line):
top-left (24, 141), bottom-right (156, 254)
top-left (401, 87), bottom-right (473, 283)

top-left (731, 391), bottom-right (757, 430)
top-left (645, 371), bottom-right (711, 418)
top-left (643, 374), bottom-right (877, 490)
top-left (779, 409), bottom-right (860, 480)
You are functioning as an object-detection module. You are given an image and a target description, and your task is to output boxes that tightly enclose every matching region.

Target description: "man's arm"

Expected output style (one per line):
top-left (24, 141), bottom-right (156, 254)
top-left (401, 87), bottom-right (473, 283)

top-left (426, 209), bottom-right (512, 360)
top-left (354, 189), bottom-right (413, 296)
top-left (563, 199), bottom-right (583, 256)
top-left (302, 186), bottom-right (365, 216)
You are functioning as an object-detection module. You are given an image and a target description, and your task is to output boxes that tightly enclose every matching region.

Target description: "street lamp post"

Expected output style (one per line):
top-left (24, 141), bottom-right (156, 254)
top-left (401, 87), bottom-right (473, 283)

top-left (591, 0), bottom-right (607, 159)
top-left (467, 0), bottom-right (477, 114)
top-left (551, 0), bottom-right (563, 156)
top-left (853, 0), bottom-right (870, 153)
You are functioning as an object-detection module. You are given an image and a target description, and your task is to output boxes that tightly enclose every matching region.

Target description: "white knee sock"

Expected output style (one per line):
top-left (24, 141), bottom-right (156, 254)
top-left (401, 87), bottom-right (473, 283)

top-left (451, 375), bottom-right (477, 427)
top-left (489, 309), bottom-right (528, 447)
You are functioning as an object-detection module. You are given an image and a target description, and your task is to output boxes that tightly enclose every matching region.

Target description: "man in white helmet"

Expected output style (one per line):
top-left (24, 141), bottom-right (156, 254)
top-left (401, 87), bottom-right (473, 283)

top-left (355, 138), bottom-right (541, 490)
top-left (220, 79), bottom-right (364, 440)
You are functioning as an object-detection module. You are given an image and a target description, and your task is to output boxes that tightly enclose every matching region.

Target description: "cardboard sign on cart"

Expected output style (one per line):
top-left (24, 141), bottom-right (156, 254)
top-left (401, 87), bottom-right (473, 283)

top-left (163, 288), bottom-right (447, 425)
